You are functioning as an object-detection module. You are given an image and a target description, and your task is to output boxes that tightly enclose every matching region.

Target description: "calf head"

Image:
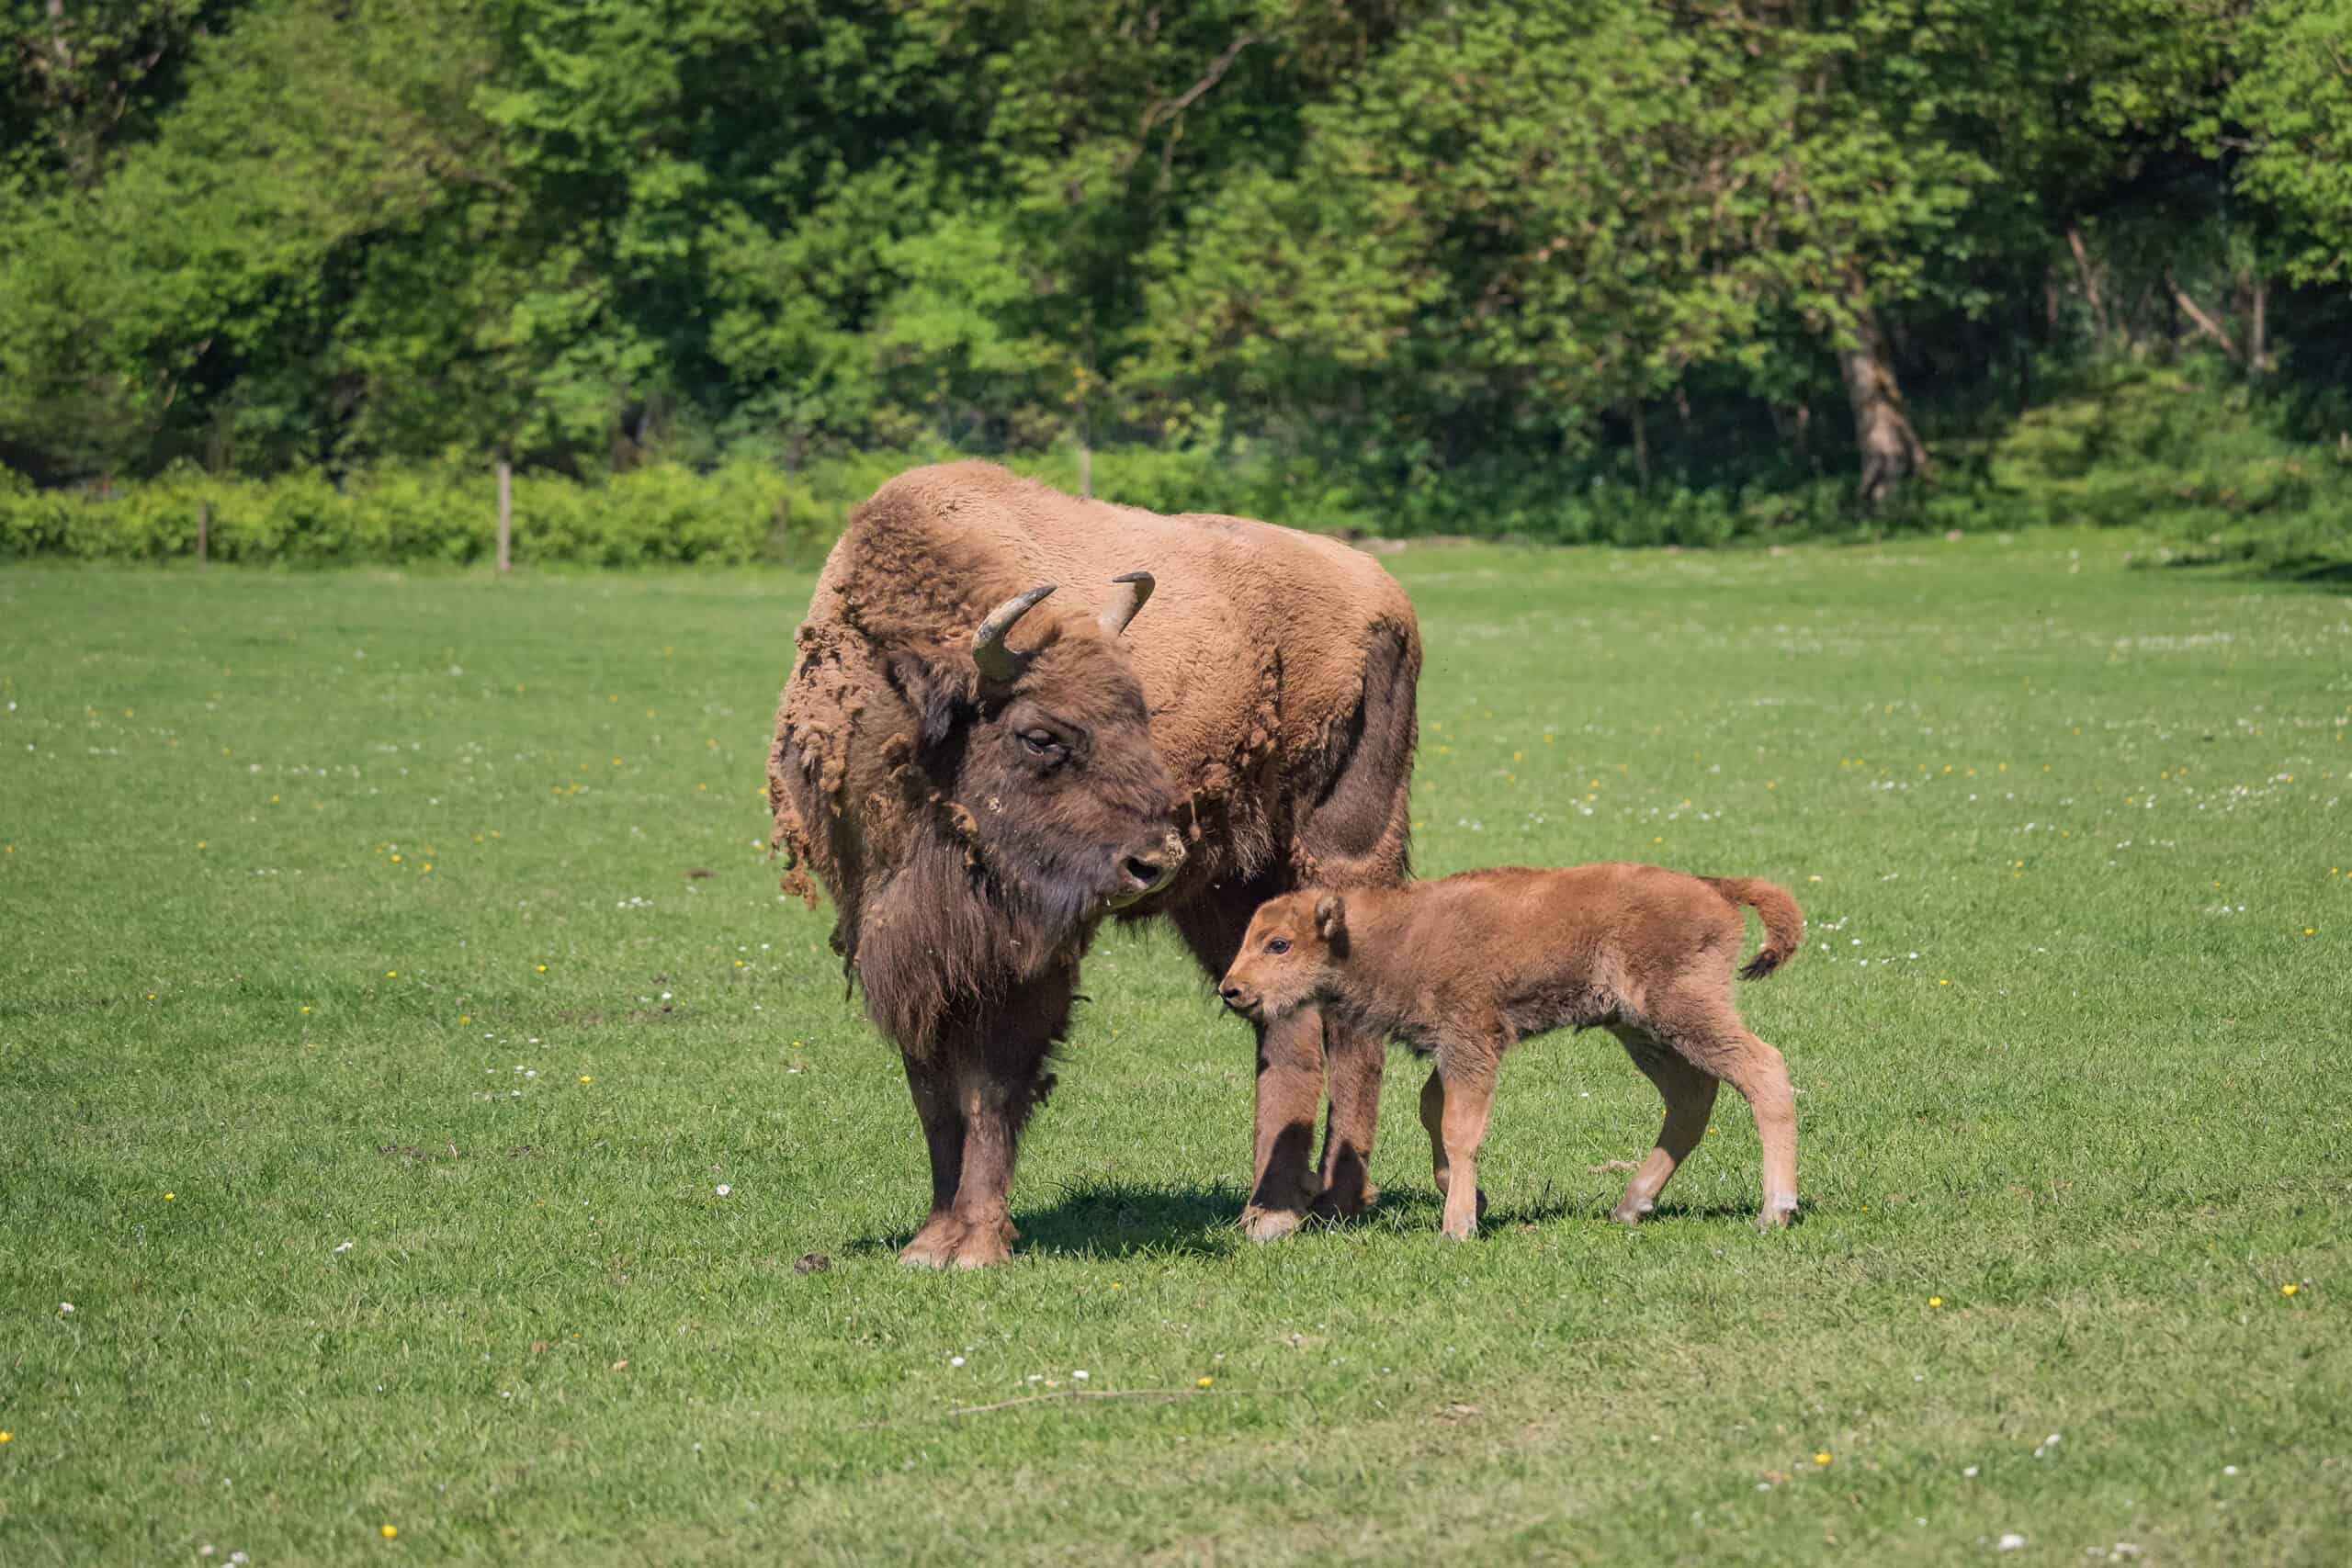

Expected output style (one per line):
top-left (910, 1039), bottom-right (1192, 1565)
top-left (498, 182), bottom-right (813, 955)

top-left (1219, 890), bottom-right (1351, 1021)
top-left (889, 572), bottom-right (1186, 941)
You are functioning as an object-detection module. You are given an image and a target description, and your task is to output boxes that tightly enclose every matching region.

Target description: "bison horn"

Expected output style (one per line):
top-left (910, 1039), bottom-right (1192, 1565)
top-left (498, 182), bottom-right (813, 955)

top-left (1099, 570), bottom-right (1155, 638)
top-left (971, 583), bottom-right (1057, 685)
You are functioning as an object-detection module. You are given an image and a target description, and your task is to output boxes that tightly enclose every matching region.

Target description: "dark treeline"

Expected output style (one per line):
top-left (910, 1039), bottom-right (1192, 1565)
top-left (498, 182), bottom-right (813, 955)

top-left (5, 1), bottom-right (2350, 541)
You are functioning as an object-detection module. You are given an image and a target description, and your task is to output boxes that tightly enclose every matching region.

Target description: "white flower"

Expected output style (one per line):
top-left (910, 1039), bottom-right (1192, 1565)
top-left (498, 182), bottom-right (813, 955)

top-left (949, 1356), bottom-right (965, 1367)
top-left (1999, 1534), bottom-right (2026, 1551)
top-left (334, 1241), bottom-right (354, 1254)
top-left (714, 1184), bottom-right (731, 1198)
top-left (1072, 1370), bottom-right (1090, 1381)
top-left (2222, 1464), bottom-right (2238, 1476)
top-left (1962, 1465), bottom-right (1979, 1477)
top-left (58, 1302), bottom-right (74, 1314)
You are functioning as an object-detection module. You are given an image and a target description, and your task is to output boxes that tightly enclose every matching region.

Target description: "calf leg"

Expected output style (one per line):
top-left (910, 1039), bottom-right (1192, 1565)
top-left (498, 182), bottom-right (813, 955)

top-left (1650, 986), bottom-right (1800, 1230)
top-left (1434, 1055), bottom-right (1498, 1239)
top-left (1311, 1024), bottom-right (1386, 1218)
top-left (1606, 1028), bottom-right (1720, 1224)
top-left (1419, 1065), bottom-right (1487, 1227)
top-left (1241, 1006), bottom-right (1328, 1241)
top-left (897, 1050), bottom-right (969, 1267)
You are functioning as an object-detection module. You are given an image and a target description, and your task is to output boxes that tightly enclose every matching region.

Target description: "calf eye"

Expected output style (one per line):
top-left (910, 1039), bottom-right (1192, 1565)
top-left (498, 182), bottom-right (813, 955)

top-left (1020, 729), bottom-right (1064, 759)
top-left (1265, 938), bottom-right (1291, 954)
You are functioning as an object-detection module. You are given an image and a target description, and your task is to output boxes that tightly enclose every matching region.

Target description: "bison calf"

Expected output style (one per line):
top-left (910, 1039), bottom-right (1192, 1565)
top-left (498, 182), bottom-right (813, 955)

top-left (1218, 863), bottom-right (1804, 1236)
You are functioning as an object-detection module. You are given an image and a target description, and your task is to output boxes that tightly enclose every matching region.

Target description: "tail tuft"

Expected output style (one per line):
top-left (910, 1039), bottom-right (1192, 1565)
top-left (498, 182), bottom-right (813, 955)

top-left (1704, 877), bottom-right (1804, 980)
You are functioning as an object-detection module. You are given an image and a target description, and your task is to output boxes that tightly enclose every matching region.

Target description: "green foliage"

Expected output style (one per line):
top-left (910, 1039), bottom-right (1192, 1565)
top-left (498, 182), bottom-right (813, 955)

top-left (1986, 367), bottom-right (2352, 566)
top-left (3, 0), bottom-right (2348, 537)
top-left (0, 457), bottom-right (854, 566)
top-left (2230, 0), bottom-right (2352, 284)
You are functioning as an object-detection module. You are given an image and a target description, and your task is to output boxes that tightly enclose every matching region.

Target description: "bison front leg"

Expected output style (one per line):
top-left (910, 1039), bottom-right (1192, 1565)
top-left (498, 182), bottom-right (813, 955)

top-left (1242, 1005), bottom-right (1328, 1241)
top-left (897, 1050), bottom-right (968, 1268)
top-left (899, 979), bottom-right (1069, 1269)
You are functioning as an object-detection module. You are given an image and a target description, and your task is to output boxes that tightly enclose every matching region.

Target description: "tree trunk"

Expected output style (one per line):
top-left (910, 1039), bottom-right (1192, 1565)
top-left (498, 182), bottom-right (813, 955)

top-left (1627, 399), bottom-right (1651, 490)
top-left (2250, 273), bottom-right (2267, 378)
top-left (2067, 226), bottom-right (2109, 354)
top-left (196, 499), bottom-right (208, 570)
top-left (1836, 294), bottom-right (1929, 513)
top-left (2164, 271), bottom-right (2242, 363)
top-left (495, 457), bottom-right (513, 574)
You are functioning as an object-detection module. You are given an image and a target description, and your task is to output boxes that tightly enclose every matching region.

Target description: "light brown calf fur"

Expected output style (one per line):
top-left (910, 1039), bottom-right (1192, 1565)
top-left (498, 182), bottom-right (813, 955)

top-left (1218, 863), bottom-right (1804, 1236)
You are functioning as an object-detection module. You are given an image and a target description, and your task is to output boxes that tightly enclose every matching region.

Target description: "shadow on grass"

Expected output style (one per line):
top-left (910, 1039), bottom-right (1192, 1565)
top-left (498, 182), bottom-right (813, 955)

top-left (843, 1176), bottom-right (1253, 1261)
top-left (845, 1179), bottom-right (1782, 1262)
top-left (2153, 549), bottom-right (2352, 592)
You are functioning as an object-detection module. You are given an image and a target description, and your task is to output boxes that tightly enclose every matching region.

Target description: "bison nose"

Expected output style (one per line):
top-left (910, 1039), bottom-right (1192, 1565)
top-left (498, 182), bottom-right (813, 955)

top-left (1120, 831), bottom-right (1186, 897)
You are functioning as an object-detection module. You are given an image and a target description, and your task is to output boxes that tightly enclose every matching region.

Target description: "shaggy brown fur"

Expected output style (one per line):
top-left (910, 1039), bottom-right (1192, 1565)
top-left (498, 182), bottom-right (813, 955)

top-left (1218, 863), bottom-right (1804, 1237)
top-left (771, 461), bottom-right (1420, 1267)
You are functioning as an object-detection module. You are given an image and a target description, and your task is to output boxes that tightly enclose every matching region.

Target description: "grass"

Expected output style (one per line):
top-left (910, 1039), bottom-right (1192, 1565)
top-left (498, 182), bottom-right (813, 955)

top-left (1, 531), bottom-right (2346, 1565)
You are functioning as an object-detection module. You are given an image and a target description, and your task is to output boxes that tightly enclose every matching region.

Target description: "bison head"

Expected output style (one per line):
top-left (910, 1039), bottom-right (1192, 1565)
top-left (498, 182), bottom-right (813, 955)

top-left (889, 572), bottom-right (1186, 942)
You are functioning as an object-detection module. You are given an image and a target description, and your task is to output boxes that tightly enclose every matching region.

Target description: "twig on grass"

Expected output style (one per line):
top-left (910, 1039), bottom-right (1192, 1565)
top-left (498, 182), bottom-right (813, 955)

top-left (945, 1385), bottom-right (1296, 1419)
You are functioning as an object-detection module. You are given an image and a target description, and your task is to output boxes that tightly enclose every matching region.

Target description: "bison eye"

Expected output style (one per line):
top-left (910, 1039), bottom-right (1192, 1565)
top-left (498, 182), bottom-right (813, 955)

top-left (1019, 729), bottom-right (1065, 760)
top-left (1265, 938), bottom-right (1291, 955)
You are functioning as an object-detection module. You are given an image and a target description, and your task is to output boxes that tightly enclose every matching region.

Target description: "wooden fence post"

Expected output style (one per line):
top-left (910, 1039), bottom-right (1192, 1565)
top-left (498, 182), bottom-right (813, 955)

top-left (496, 457), bottom-right (513, 573)
top-left (196, 499), bottom-right (209, 570)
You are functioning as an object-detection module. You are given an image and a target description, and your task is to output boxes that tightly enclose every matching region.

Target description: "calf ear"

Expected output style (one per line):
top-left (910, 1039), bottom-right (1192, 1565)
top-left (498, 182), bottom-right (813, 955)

top-left (885, 649), bottom-right (970, 755)
top-left (1314, 893), bottom-right (1348, 948)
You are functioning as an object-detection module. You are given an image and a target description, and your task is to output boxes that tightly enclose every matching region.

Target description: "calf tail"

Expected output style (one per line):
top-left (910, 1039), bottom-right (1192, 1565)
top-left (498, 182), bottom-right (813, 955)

top-left (1704, 877), bottom-right (1805, 980)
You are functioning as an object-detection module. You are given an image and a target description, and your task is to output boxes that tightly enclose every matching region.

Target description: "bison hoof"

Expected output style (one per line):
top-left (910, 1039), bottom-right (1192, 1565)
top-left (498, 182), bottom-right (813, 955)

top-left (1240, 1203), bottom-right (1303, 1244)
top-left (1309, 1180), bottom-right (1381, 1220)
top-left (1611, 1197), bottom-right (1654, 1226)
top-left (899, 1214), bottom-right (966, 1269)
top-left (951, 1228), bottom-right (1012, 1269)
top-left (1754, 1199), bottom-right (1799, 1232)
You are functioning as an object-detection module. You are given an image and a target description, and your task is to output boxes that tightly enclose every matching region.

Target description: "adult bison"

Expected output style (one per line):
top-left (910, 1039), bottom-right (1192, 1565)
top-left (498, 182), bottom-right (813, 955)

top-left (769, 461), bottom-right (1420, 1266)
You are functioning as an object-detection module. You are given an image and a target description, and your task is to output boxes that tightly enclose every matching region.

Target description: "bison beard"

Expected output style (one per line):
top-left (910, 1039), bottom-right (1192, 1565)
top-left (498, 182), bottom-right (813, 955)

top-left (771, 461), bottom-right (1420, 1267)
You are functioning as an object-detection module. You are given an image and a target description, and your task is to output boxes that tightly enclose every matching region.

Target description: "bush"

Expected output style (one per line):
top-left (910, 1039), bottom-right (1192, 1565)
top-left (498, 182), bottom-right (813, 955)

top-left (1985, 368), bottom-right (2352, 567)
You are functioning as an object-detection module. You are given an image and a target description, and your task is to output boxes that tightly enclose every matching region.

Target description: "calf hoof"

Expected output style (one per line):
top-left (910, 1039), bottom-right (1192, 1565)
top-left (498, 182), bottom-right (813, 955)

top-left (1753, 1199), bottom-right (1800, 1232)
top-left (1240, 1203), bottom-right (1304, 1243)
top-left (1439, 1214), bottom-right (1480, 1241)
top-left (1611, 1197), bottom-right (1655, 1226)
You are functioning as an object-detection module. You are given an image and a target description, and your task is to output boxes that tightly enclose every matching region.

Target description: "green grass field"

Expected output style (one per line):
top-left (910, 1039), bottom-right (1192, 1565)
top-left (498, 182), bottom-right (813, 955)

top-left (2, 533), bottom-right (2346, 1564)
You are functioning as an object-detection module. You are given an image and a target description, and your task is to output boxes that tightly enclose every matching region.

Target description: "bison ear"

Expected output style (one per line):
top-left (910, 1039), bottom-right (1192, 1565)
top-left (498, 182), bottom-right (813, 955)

top-left (885, 649), bottom-right (971, 755)
top-left (1314, 893), bottom-right (1348, 949)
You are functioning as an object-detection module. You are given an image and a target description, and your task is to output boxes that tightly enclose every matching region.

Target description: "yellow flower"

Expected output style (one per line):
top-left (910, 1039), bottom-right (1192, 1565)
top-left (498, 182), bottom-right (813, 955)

top-left (1196, 1377), bottom-right (1215, 1389)
top-left (458, 1015), bottom-right (470, 1024)
top-left (0, 1431), bottom-right (11, 1443)
top-left (536, 964), bottom-right (548, 973)
top-left (2305, 928), bottom-right (2316, 936)
top-left (578, 1075), bottom-right (593, 1084)
top-left (1928, 1296), bottom-right (1942, 1308)
top-left (2282, 1283), bottom-right (2300, 1297)
top-left (300, 1005), bottom-right (311, 1013)
top-left (381, 1524), bottom-right (398, 1540)
top-left (196, 840), bottom-right (207, 849)
top-left (164, 1192), bottom-right (175, 1201)
top-left (390, 854), bottom-right (401, 863)
top-left (1939, 978), bottom-right (1951, 987)
top-left (386, 971), bottom-right (398, 978)
top-left (1814, 1451), bottom-right (1832, 1466)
